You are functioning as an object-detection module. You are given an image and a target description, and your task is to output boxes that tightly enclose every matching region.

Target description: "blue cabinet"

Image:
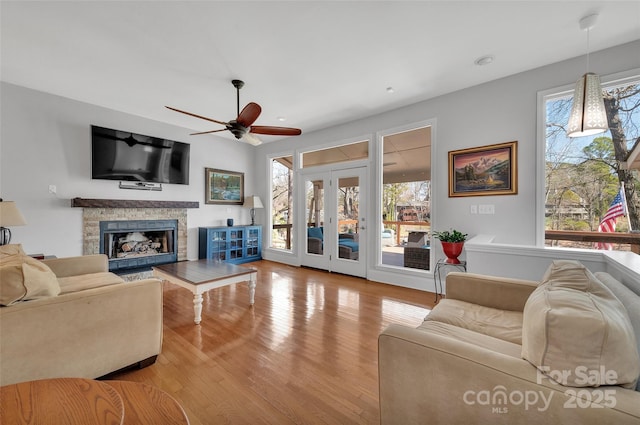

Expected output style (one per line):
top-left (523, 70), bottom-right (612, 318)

top-left (198, 226), bottom-right (262, 264)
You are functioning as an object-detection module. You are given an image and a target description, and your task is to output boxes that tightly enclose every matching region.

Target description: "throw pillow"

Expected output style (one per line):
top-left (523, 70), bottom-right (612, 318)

top-left (0, 252), bottom-right (60, 306)
top-left (522, 260), bottom-right (640, 389)
top-left (0, 243), bottom-right (26, 259)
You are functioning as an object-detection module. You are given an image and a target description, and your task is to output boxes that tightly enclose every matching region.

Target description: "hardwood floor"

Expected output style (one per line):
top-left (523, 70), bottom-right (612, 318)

top-left (106, 260), bottom-right (435, 424)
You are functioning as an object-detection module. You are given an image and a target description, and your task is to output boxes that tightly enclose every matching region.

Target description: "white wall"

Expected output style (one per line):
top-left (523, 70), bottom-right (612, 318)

top-left (2, 39), bottom-right (639, 287)
top-left (0, 83), bottom-right (257, 259)
top-left (255, 39), bottom-right (640, 288)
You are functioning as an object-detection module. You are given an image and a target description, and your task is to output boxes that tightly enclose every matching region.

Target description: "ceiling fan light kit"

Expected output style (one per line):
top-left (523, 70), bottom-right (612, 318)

top-left (166, 80), bottom-right (302, 145)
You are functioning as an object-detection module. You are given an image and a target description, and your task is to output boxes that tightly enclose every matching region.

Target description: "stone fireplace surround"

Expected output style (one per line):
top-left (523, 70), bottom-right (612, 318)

top-left (73, 198), bottom-right (198, 270)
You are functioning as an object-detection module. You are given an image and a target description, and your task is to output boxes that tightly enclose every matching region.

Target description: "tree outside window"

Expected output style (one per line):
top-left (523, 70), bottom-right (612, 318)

top-left (270, 156), bottom-right (294, 250)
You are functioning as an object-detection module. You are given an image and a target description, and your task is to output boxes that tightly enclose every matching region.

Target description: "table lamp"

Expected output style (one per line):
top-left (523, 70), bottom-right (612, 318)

top-left (0, 200), bottom-right (27, 245)
top-left (244, 196), bottom-right (263, 225)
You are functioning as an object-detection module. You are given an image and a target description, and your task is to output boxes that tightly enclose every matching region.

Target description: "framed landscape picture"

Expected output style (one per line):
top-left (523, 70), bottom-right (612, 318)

top-left (205, 168), bottom-right (244, 205)
top-left (448, 141), bottom-right (517, 197)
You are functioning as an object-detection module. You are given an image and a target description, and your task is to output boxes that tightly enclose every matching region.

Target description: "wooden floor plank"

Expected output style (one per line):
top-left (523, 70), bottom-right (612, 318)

top-left (106, 260), bottom-right (434, 424)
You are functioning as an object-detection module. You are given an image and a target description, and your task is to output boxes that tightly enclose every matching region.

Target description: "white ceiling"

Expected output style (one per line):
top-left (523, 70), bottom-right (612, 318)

top-left (2, 1), bottom-right (639, 143)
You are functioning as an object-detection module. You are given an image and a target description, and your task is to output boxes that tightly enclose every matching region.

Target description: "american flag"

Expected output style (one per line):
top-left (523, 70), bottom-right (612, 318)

top-left (595, 187), bottom-right (626, 250)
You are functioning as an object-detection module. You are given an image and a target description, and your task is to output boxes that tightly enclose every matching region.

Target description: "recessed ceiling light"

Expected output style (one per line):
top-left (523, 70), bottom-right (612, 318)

top-left (386, 87), bottom-right (395, 94)
top-left (474, 55), bottom-right (494, 66)
top-left (277, 116), bottom-right (286, 122)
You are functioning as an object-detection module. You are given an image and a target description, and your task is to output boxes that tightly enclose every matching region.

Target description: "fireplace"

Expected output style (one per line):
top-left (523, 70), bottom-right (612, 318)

top-left (100, 219), bottom-right (178, 272)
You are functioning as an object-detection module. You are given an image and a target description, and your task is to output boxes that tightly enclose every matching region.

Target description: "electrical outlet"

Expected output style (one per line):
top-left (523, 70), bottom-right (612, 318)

top-left (478, 204), bottom-right (495, 214)
top-left (48, 185), bottom-right (57, 194)
top-left (470, 205), bottom-right (478, 214)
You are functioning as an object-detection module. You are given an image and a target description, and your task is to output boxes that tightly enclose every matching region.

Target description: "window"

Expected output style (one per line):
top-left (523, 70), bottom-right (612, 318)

top-left (301, 140), bottom-right (368, 168)
top-left (270, 155), bottom-right (294, 251)
top-left (543, 74), bottom-right (640, 251)
top-left (380, 126), bottom-right (431, 269)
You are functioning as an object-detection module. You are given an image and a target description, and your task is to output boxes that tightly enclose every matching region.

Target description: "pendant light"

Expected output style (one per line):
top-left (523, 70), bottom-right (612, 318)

top-left (566, 13), bottom-right (609, 138)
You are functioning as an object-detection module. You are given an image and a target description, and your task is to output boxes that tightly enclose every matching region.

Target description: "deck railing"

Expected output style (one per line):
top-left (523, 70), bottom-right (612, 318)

top-left (382, 220), bottom-right (430, 246)
top-left (274, 225), bottom-right (639, 254)
top-left (545, 230), bottom-right (640, 254)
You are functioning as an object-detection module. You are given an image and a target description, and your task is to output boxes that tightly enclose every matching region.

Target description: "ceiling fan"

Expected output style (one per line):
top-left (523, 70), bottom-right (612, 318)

top-left (166, 79), bottom-right (302, 146)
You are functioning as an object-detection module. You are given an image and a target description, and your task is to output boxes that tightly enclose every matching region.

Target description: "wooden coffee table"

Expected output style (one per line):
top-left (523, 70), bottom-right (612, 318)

top-left (153, 259), bottom-right (257, 325)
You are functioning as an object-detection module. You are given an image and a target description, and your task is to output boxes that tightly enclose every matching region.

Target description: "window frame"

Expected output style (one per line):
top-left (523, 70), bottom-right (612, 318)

top-left (267, 151), bottom-right (296, 252)
top-left (536, 68), bottom-right (640, 247)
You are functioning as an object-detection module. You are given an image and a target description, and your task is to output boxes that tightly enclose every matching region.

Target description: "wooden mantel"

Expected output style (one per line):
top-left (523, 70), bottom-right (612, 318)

top-left (71, 198), bottom-right (199, 209)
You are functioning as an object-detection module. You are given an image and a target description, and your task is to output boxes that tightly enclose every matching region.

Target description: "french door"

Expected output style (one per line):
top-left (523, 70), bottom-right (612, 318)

top-left (300, 167), bottom-right (367, 277)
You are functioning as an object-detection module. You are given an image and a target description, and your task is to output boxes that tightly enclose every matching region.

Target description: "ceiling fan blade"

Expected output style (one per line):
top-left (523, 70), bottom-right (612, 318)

top-left (242, 132), bottom-right (263, 146)
top-left (189, 129), bottom-right (228, 136)
top-left (250, 126), bottom-right (302, 136)
top-left (236, 102), bottom-right (262, 127)
top-left (165, 106), bottom-right (228, 126)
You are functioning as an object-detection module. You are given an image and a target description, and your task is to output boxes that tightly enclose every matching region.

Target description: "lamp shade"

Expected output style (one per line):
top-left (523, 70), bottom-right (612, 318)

top-left (244, 196), bottom-right (264, 209)
top-left (567, 73), bottom-right (609, 138)
top-left (0, 201), bottom-right (27, 227)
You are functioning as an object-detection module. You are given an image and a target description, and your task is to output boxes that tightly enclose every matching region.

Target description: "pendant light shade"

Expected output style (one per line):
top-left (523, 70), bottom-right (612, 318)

top-left (566, 13), bottom-right (608, 138)
top-left (567, 72), bottom-right (608, 138)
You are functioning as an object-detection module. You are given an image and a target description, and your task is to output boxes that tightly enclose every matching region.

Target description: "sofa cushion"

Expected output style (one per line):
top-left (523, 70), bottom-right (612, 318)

top-left (522, 260), bottom-right (640, 389)
top-left (416, 320), bottom-right (523, 359)
top-left (338, 239), bottom-right (359, 252)
top-left (595, 271), bottom-right (640, 392)
top-left (426, 299), bottom-right (523, 344)
top-left (307, 227), bottom-right (323, 240)
top-left (58, 272), bottom-right (125, 295)
top-left (0, 251), bottom-right (61, 306)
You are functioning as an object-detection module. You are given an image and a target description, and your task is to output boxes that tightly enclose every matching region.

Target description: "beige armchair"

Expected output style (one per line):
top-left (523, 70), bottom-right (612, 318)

top-left (1, 247), bottom-right (163, 385)
top-left (379, 263), bottom-right (640, 424)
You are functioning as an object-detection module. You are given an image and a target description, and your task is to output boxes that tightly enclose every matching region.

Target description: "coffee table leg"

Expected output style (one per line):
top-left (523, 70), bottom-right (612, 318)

top-left (248, 274), bottom-right (256, 305)
top-left (193, 293), bottom-right (203, 324)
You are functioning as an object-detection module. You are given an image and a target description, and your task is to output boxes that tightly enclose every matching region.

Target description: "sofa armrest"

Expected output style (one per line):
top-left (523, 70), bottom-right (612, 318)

top-left (378, 323), bottom-right (640, 424)
top-left (0, 278), bottom-right (163, 385)
top-left (42, 254), bottom-right (108, 277)
top-left (445, 272), bottom-right (538, 311)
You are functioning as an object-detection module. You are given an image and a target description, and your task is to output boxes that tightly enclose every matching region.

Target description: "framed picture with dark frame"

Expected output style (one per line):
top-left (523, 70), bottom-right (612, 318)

top-left (448, 141), bottom-right (517, 197)
top-left (205, 168), bottom-right (244, 205)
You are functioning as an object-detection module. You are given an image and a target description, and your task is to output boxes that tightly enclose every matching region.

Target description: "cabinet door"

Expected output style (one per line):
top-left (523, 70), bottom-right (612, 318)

top-left (246, 227), bottom-right (260, 258)
top-left (209, 229), bottom-right (228, 261)
top-left (229, 228), bottom-right (244, 260)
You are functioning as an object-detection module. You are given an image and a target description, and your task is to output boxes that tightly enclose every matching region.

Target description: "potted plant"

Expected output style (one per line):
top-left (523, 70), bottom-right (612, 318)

top-left (433, 229), bottom-right (468, 264)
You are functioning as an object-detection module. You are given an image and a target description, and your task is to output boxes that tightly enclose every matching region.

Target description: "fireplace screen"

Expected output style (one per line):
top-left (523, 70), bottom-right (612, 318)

top-left (99, 220), bottom-right (178, 271)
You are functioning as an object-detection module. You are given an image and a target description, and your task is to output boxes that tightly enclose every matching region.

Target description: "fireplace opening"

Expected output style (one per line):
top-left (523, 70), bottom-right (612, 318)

top-left (105, 230), bottom-right (174, 260)
top-left (99, 220), bottom-right (178, 272)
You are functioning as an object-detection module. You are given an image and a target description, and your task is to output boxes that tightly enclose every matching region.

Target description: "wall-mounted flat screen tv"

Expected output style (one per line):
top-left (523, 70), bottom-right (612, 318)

top-left (91, 125), bottom-right (190, 185)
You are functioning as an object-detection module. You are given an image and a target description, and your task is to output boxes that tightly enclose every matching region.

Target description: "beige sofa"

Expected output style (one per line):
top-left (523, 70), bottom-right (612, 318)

top-left (379, 260), bottom-right (640, 424)
top-left (0, 245), bottom-right (163, 386)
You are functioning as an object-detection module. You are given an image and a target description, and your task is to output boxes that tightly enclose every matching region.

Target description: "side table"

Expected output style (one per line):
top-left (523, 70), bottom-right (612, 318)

top-left (0, 378), bottom-right (124, 424)
top-left (106, 380), bottom-right (190, 424)
top-left (433, 258), bottom-right (467, 302)
top-left (0, 378), bottom-right (190, 425)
